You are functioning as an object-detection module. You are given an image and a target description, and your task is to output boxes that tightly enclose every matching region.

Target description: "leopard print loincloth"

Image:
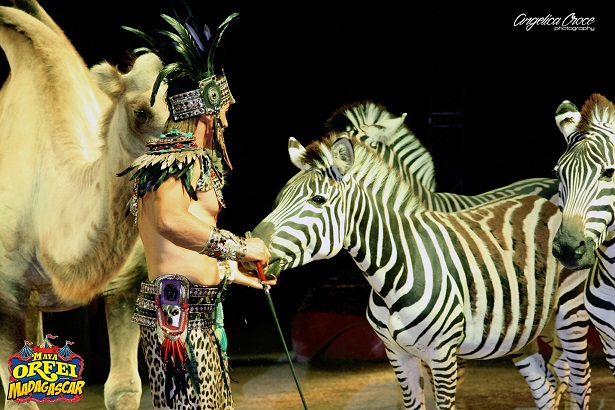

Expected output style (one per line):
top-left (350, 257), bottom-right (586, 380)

top-left (140, 325), bottom-right (233, 409)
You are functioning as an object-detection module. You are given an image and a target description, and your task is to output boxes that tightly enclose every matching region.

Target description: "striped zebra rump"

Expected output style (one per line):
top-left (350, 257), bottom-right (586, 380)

top-left (400, 195), bottom-right (563, 360)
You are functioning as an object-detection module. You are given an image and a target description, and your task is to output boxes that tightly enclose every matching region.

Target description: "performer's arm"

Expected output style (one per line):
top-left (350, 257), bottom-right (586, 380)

top-left (147, 175), bottom-right (270, 265)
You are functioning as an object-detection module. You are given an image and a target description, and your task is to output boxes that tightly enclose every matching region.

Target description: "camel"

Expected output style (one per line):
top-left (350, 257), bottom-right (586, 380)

top-left (0, 1), bottom-right (168, 408)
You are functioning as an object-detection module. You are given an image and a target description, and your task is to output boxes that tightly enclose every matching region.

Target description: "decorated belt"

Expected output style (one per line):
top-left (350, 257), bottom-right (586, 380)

top-left (132, 276), bottom-right (220, 331)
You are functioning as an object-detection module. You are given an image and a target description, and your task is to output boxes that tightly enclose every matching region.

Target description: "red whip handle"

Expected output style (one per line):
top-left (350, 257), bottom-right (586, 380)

top-left (255, 261), bottom-right (266, 282)
top-left (246, 231), bottom-right (267, 282)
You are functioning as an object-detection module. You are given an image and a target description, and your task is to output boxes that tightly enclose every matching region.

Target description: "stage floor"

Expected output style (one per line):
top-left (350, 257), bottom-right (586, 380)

top-left (2, 355), bottom-right (613, 409)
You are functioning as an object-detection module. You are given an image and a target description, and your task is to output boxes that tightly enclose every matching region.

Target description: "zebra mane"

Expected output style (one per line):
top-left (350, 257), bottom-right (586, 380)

top-left (324, 100), bottom-right (437, 191)
top-left (578, 93), bottom-right (615, 133)
top-left (325, 100), bottom-right (396, 134)
top-left (301, 132), bottom-right (423, 213)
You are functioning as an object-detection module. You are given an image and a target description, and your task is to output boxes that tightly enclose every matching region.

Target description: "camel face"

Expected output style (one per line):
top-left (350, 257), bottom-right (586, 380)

top-left (91, 52), bottom-right (168, 152)
top-left (122, 54), bottom-right (168, 144)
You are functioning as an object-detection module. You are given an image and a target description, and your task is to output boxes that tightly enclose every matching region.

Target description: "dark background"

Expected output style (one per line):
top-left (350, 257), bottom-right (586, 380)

top-left (2, 0), bottom-right (614, 382)
top-left (28, 1), bottom-right (615, 205)
top-left (22, 0), bottom-right (614, 228)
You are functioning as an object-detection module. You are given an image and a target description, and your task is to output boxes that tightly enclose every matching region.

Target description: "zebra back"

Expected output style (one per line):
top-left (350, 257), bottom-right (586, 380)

top-left (325, 100), bottom-right (559, 211)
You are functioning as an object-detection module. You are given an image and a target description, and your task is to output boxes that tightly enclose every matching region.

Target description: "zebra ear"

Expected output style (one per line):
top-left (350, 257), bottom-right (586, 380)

top-left (363, 113), bottom-right (407, 145)
top-left (331, 135), bottom-right (355, 177)
top-left (288, 137), bottom-right (311, 171)
top-left (555, 100), bottom-right (581, 145)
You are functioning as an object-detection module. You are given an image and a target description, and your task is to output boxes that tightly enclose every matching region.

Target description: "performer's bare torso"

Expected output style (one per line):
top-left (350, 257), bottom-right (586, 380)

top-left (138, 167), bottom-right (221, 286)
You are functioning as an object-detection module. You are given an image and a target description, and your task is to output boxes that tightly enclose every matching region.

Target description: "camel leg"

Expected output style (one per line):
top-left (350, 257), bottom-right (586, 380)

top-left (103, 290), bottom-right (142, 410)
top-left (103, 292), bottom-right (142, 410)
top-left (25, 299), bottom-right (43, 343)
top-left (455, 358), bottom-right (467, 389)
top-left (1, 300), bottom-right (39, 410)
top-left (102, 247), bottom-right (148, 410)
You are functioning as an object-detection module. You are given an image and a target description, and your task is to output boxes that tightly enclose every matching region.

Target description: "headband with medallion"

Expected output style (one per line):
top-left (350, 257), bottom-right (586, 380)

top-left (169, 73), bottom-right (235, 121)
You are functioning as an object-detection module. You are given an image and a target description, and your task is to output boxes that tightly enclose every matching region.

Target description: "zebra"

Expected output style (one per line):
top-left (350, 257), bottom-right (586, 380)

top-left (551, 92), bottom-right (615, 379)
top-left (324, 100), bottom-right (561, 209)
top-left (322, 100), bottom-right (590, 407)
top-left (252, 132), bottom-right (591, 409)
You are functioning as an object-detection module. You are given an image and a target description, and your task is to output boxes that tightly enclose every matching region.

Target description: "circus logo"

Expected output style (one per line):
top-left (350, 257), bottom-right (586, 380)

top-left (6, 334), bottom-right (85, 404)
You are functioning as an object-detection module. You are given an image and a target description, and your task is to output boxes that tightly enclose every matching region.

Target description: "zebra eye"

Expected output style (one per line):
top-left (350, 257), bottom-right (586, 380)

top-left (602, 168), bottom-right (615, 180)
top-left (310, 195), bottom-right (326, 205)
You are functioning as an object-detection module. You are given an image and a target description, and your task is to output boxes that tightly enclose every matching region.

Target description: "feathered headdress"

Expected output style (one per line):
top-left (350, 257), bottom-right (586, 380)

top-left (123, 5), bottom-right (238, 167)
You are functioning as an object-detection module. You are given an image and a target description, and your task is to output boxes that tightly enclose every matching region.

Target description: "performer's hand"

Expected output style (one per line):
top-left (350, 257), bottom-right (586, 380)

top-left (229, 260), bottom-right (277, 289)
top-left (243, 237), bottom-right (270, 269)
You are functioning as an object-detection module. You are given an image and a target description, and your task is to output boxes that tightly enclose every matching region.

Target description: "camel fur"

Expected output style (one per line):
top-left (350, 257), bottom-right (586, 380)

top-left (0, 1), bottom-right (168, 408)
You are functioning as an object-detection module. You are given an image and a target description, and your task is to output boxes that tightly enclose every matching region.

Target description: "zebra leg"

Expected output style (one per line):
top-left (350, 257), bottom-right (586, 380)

top-left (594, 327), bottom-right (615, 375)
top-left (421, 361), bottom-right (435, 408)
top-left (543, 332), bottom-right (573, 408)
top-left (367, 293), bottom-right (427, 409)
top-left (531, 313), bottom-right (572, 408)
top-left (427, 355), bottom-right (458, 410)
top-left (421, 358), bottom-right (466, 409)
top-left (586, 271), bottom-right (615, 378)
top-left (384, 347), bottom-right (426, 410)
top-left (556, 281), bottom-right (591, 410)
top-left (511, 340), bottom-right (557, 410)
top-left (422, 358), bottom-right (467, 399)
top-left (558, 331), bottom-right (591, 410)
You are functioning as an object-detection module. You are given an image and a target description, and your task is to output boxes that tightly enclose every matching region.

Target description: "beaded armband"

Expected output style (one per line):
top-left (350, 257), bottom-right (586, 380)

top-left (200, 227), bottom-right (247, 261)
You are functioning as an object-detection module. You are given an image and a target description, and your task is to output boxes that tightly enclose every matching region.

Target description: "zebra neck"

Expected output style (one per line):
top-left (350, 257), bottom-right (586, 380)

top-left (346, 219), bottom-right (413, 297)
top-left (597, 235), bottom-right (615, 288)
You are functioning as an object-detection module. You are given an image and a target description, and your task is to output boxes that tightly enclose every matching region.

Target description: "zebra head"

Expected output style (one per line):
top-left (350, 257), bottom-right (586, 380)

top-left (251, 134), bottom-right (356, 277)
top-left (552, 93), bottom-right (615, 269)
top-left (251, 132), bottom-right (419, 278)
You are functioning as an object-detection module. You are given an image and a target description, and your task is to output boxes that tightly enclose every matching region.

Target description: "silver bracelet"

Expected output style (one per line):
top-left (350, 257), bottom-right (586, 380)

top-left (200, 227), bottom-right (247, 261)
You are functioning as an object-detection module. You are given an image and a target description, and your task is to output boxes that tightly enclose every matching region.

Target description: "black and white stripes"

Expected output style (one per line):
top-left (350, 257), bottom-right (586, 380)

top-left (552, 93), bottom-right (615, 382)
top-left (253, 133), bottom-right (590, 409)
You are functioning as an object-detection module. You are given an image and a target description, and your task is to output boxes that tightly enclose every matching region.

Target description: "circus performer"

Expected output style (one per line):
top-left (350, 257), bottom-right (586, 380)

top-left (118, 7), bottom-right (273, 409)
